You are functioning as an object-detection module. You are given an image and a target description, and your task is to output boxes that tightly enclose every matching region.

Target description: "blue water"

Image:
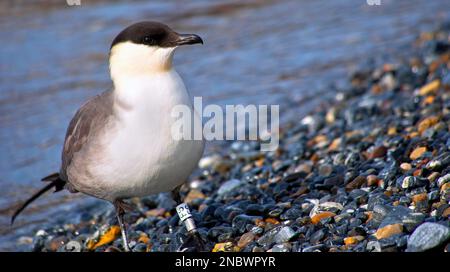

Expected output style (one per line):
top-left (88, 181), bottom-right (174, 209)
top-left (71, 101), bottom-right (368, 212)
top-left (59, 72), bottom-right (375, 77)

top-left (1, 0), bottom-right (449, 251)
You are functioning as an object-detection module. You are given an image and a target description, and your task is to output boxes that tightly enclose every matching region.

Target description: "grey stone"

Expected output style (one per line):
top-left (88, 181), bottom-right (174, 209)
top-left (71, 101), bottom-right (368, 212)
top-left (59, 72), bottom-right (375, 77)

top-left (302, 244), bottom-right (324, 252)
top-left (256, 226), bottom-right (281, 247)
top-left (271, 244), bottom-right (291, 252)
top-left (437, 174), bottom-right (450, 187)
top-left (218, 179), bottom-right (243, 195)
top-left (63, 241), bottom-right (81, 252)
top-left (372, 205), bottom-right (425, 232)
top-left (407, 223), bottom-right (450, 252)
top-left (366, 241), bottom-right (381, 252)
top-left (275, 226), bottom-right (297, 243)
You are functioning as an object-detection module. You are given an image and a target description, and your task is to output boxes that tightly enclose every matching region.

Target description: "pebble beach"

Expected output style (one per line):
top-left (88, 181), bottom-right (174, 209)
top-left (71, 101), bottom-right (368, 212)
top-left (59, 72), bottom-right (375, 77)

top-left (17, 21), bottom-right (450, 253)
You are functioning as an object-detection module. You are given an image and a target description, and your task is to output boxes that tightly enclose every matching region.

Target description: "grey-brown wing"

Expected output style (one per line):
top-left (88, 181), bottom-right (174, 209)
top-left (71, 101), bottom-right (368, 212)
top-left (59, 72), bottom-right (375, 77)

top-left (59, 90), bottom-right (114, 181)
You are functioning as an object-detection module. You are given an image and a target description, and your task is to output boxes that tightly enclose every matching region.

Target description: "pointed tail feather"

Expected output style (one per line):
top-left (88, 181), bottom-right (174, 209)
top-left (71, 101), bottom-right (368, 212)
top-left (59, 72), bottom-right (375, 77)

top-left (11, 174), bottom-right (65, 225)
top-left (41, 172), bottom-right (60, 182)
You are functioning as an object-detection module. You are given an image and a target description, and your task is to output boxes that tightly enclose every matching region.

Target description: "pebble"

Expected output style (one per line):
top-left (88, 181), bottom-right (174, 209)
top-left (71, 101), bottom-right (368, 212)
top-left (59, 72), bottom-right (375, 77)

top-left (417, 117), bottom-right (439, 135)
top-left (419, 79), bottom-right (440, 96)
top-left (232, 214), bottom-right (262, 234)
top-left (318, 164), bottom-right (333, 177)
top-left (302, 244), bottom-right (325, 252)
top-left (344, 235), bottom-right (365, 246)
top-left (86, 226), bottom-right (121, 251)
top-left (256, 226), bottom-right (281, 247)
top-left (217, 179), bottom-right (243, 195)
top-left (212, 242), bottom-right (238, 252)
top-left (275, 226), bottom-right (297, 243)
top-left (310, 229), bottom-right (326, 244)
top-left (442, 207), bottom-right (450, 217)
top-left (366, 175), bottom-right (379, 186)
top-left (311, 212), bottom-right (336, 225)
top-left (401, 176), bottom-right (427, 189)
top-left (366, 241), bottom-right (381, 252)
top-left (437, 174), bottom-right (450, 187)
top-left (407, 223), bottom-right (450, 252)
top-left (409, 147), bottom-right (427, 160)
top-left (198, 154), bottom-right (221, 169)
top-left (400, 163), bottom-right (412, 172)
top-left (237, 232), bottom-right (255, 248)
top-left (309, 201), bottom-right (344, 218)
top-left (411, 193), bottom-right (428, 205)
top-left (345, 176), bottom-right (367, 191)
top-left (270, 244), bottom-right (290, 252)
top-left (17, 236), bottom-right (33, 245)
top-left (64, 241), bottom-right (82, 252)
top-left (375, 223), bottom-right (403, 240)
top-left (184, 189), bottom-right (206, 204)
top-left (280, 207), bottom-right (302, 220)
top-left (369, 146), bottom-right (387, 159)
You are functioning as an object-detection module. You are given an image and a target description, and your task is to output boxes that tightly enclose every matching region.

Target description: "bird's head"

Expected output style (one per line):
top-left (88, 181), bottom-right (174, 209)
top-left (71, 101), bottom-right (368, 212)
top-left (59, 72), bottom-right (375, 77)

top-left (109, 21), bottom-right (203, 80)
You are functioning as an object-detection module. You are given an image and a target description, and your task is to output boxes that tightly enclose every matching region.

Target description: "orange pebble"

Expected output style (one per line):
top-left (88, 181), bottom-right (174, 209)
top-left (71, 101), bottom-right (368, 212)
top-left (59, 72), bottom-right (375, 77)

top-left (311, 212), bottom-right (336, 224)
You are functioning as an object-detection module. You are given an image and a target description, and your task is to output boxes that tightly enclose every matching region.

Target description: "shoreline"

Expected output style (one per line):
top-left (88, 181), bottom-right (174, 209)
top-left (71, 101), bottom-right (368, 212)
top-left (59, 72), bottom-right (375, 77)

top-left (9, 21), bottom-right (450, 252)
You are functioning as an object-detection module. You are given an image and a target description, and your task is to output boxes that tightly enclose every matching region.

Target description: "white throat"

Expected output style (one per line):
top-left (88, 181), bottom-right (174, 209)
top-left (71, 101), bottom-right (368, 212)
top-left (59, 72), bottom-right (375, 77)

top-left (108, 42), bottom-right (190, 110)
top-left (109, 42), bottom-right (176, 81)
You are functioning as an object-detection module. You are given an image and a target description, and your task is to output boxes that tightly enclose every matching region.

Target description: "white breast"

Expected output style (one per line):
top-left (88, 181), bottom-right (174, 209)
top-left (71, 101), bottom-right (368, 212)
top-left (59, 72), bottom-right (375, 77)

top-left (92, 70), bottom-right (204, 200)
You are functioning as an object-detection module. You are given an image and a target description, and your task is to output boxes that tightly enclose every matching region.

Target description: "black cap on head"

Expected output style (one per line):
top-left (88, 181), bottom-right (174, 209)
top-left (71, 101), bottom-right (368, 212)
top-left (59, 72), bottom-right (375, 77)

top-left (111, 21), bottom-right (203, 49)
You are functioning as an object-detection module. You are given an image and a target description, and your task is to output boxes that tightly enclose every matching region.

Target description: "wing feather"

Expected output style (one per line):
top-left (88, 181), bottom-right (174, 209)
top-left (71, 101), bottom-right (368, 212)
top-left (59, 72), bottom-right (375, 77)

top-left (59, 90), bottom-right (114, 181)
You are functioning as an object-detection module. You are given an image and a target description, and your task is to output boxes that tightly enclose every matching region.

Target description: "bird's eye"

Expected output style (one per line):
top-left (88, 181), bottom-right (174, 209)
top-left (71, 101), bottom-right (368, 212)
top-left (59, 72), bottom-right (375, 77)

top-left (142, 36), bottom-right (156, 45)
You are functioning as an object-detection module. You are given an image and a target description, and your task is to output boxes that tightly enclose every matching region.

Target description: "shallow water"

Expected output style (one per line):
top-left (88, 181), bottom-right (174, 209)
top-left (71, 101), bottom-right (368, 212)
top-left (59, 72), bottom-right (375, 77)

top-left (0, 0), bottom-right (449, 251)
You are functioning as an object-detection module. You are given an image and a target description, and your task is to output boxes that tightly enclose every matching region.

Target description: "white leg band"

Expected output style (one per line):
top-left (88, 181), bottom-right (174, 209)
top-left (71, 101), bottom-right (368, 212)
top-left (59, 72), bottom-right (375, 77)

top-left (176, 203), bottom-right (197, 232)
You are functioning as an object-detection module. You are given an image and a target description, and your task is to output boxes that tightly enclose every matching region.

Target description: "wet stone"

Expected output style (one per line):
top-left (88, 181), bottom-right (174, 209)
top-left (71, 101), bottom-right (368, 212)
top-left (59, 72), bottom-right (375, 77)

top-left (407, 222), bottom-right (450, 252)
top-left (428, 190), bottom-right (440, 202)
top-left (251, 226), bottom-right (264, 235)
top-left (218, 179), bottom-right (243, 195)
top-left (157, 193), bottom-right (176, 211)
top-left (133, 243), bottom-right (148, 252)
top-left (366, 240), bottom-right (381, 252)
top-left (282, 172), bottom-right (305, 183)
top-left (256, 226), bottom-right (282, 248)
top-left (345, 176), bottom-right (367, 191)
top-left (62, 240), bottom-right (81, 252)
top-left (310, 229), bottom-right (326, 244)
top-left (218, 232), bottom-right (234, 242)
top-left (334, 212), bottom-right (352, 224)
top-left (270, 244), bottom-right (291, 252)
top-left (437, 173), bottom-right (450, 187)
top-left (369, 146), bottom-right (388, 159)
top-left (348, 189), bottom-right (368, 203)
top-left (318, 164), bottom-right (334, 177)
top-left (245, 204), bottom-right (265, 216)
top-left (232, 215), bottom-right (262, 234)
top-left (280, 207), bottom-right (302, 220)
top-left (207, 226), bottom-right (234, 240)
top-left (377, 205), bottom-right (425, 232)
top-left (401, 176), bottom-right (428, 189)
top-left (237, 232), bottom-right (255, 248)
top-left (302, 244), bottom-right (325, 252)
top-left (311, 212), bottom-right (336, 225)
top-left (275, 226), bottom-right (297, 243)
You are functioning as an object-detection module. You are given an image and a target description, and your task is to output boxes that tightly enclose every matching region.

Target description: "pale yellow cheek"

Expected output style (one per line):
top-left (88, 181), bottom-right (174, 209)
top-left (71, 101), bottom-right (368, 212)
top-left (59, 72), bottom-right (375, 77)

top-left (109, 42), bottom-right (175, 76)
top-left (154, 48), bottom-right (175, 72)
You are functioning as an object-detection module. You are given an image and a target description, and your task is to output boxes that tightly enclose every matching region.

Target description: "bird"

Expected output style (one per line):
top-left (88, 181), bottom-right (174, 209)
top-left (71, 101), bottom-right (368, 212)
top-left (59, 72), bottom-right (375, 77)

top-left (11, 21), bottom-right (206, 251)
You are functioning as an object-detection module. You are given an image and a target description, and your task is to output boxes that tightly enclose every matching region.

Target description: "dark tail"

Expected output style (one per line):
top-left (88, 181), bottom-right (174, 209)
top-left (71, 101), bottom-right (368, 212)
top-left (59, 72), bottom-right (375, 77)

top-left (11, 173), bottom-right (65, 225)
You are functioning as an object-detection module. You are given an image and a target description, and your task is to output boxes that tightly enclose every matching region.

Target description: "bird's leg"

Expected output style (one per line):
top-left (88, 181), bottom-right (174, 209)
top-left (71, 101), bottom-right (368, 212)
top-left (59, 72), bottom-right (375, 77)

top-left (172, 186), bottom-right (206, 252)
top-left (171, 185), bottom-right (182, 204)
top-left (114, 200), bottom-right (131, 252)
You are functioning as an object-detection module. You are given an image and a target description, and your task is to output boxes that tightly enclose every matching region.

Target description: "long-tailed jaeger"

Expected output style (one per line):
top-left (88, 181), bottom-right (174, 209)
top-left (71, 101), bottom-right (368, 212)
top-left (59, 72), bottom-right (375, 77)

top-left (11, 21), bottom-right (205, 252)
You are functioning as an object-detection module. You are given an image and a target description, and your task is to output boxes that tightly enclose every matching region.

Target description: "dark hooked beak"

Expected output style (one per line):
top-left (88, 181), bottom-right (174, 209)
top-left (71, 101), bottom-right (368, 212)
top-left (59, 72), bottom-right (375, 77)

top-left (176, 34), bottom-right (203, 46)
